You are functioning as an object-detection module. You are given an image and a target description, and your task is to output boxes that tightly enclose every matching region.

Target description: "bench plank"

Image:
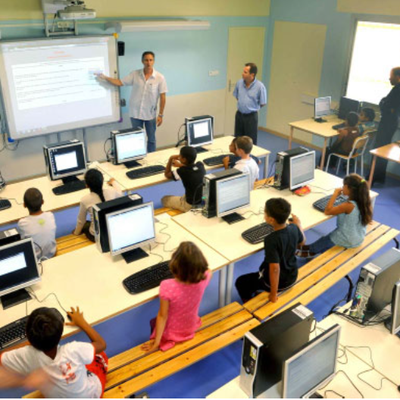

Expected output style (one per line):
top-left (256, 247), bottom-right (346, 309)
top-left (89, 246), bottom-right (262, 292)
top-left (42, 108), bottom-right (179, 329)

top-left (104, 318), bottom-right (260, 398)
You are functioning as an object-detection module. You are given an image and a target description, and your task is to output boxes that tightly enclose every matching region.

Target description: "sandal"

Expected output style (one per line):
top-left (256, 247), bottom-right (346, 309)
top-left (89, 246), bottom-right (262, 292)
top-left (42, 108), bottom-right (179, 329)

top-left (295, 248), bottom-right (316, 260)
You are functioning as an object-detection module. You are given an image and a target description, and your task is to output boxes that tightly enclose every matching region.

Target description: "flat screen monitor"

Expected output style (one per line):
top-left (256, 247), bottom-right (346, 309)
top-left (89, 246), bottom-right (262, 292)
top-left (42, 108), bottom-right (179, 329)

top-left (44, 140), bottom-right (87, 181)
top-left (338, 96), bottom-right (360, 120)
top-left (216, 172), bottom-right (250, 224)
top-left (0, 238), bottom-right (41, 310)
top-left (289, 151), bottom-right (315, 190)
top-left (0, 36), bottom-right (120, 140)
top-left (282, 324), bottom-right (341, 398)
top-left (106, 202), bottom-right (156, 263)
top-left (186, 116), bottom-right (213, 151)
top-left (112, 128), bottom-right (147, 168)
top-left (314, 96), bottom-right (331, 119)
top-left (391, 281), bottom-right (400, 335)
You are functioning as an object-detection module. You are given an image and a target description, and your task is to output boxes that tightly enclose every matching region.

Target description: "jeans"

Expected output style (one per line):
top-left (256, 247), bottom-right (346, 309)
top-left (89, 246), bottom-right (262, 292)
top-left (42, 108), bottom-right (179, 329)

top-left (309, 234), bottom-right (335, 254)
top-left (130, 117), bottom-right (157, 153)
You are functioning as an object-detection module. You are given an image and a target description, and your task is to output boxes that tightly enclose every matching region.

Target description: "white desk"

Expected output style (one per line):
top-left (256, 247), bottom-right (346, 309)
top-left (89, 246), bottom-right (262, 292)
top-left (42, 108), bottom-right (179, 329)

top-left (0, 217), bottom-right (229, 341)
top-left (99, 136), bottom-right (271, 192)
top-left (173, 170), bottom-right (378, 304)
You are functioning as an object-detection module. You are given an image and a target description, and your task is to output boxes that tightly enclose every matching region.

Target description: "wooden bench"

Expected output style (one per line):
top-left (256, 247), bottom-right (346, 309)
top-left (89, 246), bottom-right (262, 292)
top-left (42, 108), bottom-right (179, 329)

top-left (244, 221), bottom-right (399, 322)
top-left (55, 208), bottom-right (184, 257)
top-left (24, 302), bottom-right (259, 399)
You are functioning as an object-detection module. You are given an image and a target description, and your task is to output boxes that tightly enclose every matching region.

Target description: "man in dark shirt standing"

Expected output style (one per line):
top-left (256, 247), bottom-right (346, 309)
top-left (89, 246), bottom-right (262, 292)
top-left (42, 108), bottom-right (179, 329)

top-left (372, 67), bottom-right (400, 184)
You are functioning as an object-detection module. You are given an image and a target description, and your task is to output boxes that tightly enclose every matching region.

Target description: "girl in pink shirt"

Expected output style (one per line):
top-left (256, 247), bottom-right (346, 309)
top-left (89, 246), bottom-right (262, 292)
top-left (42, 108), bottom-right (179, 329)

top-left (142, 242), bottom-right (212, 352)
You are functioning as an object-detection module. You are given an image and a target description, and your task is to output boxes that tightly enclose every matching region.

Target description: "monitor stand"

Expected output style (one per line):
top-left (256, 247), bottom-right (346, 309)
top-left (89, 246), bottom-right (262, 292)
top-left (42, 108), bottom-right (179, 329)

top-left (122, 247), bottom-right (149, 264)
top-left (124, 160), bottom-right (142, 169)
top-left (222, 212), bottom-right (245, 224)
top-left (1, 289), bottom-right (32, 310)
top-left (52, 176), bottom-right (86, 195)
top-left (195, 146), bottom-right (208, 153)
top-left (314, 118), bottom-right (327, 123)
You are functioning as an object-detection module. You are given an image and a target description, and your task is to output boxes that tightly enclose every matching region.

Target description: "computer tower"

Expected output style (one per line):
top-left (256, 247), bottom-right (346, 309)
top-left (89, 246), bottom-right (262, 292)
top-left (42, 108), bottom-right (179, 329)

top-left (352, 248), bottom-right (400, 321)
top-left (273, 147), bottom-right (308, 190)
top-left (0, 228), bottom-right (20, 247)
top-left (239, 303), bottom-right (314, 398)
top-left (93, 193), bottom-right (143, 253)
top-left (202, 168), bottom-right (241, 218)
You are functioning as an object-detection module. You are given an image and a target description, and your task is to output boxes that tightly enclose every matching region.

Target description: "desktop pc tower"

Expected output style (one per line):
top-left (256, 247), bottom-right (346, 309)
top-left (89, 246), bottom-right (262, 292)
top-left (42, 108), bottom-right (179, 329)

top-left (202, 168), bottom-right (242, 218)
top-left (273, 147), bottom-right (308, 190)
top-left (0, 228), bottom-right (20, 247)
top-left (352, 248), bottom-right (400, 322)
top-left (93, 193), bottom-right (143, 253)
top-left (239, 303), bottom-right (314, 398)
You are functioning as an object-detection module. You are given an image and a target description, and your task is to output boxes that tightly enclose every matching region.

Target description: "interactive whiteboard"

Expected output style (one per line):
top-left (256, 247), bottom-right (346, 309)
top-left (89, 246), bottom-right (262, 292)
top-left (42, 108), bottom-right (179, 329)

top-left (0, 36), bottom-right (120, 139)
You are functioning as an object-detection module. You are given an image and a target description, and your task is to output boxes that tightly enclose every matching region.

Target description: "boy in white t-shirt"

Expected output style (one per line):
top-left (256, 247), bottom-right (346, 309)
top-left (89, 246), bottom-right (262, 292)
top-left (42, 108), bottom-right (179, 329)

top-left (18, 188), bottom-right (57, 260)
top-left (230, 136), bottom-right (259, 188)
top-left (0, 307), bottom-right (108, 398)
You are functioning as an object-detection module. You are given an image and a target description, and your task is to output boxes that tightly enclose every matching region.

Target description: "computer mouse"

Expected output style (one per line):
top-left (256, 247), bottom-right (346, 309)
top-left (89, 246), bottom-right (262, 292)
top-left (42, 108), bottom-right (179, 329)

top-left (288, 217), bottom-right (294, 222)
top-left (66, 314), bottom-right (72, 322)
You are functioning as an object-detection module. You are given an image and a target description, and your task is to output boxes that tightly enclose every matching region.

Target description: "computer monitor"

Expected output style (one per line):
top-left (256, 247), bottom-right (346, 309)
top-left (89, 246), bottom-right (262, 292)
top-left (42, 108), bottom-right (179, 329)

top-left (216, 172), bottom-right (250, 224)
top-left (390, 281), bottom-right (400, 336)
top-left (338, 96), bottom-right (360, 120)
top-left (0, 238), bottom-right (41, 310)
top-left (43, 139), bottom-right (87, 194)
top-left (111, 128), bottom-right (147, 169)
top-left (289, 150), bottom-right (315, 190)
top-left (186, 115), bottom-right (214, 153)
top-left (282, 324), bottom-right (341, 398)
top-left (314, 96), bottom-right (331, 121)
top-left (106, 202), bottom-right (156, 263)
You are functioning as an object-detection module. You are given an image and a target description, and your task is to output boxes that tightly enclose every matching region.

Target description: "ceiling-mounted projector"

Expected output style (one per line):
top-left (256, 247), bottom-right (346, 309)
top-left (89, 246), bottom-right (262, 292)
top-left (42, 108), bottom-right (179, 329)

top-left (58, 4), bottom-right (96, 19)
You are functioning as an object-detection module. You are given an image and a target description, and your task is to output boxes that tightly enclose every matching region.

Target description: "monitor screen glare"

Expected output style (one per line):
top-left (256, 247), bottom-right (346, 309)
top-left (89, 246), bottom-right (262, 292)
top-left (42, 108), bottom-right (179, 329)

top-left (283, 324), bottom-right (340, 398)
top-left (106, 202), bottom-right (155, 256)
top-left (187, 117), bottom-right (213, 147)
top-left (290, 151), bottom-right (315, 190)
top-left (314, 96), bottom-right (331, 118)
top-left (216, 173), bottom-right (250, 217)
top-left (115, 130), bottom-right (147, 163)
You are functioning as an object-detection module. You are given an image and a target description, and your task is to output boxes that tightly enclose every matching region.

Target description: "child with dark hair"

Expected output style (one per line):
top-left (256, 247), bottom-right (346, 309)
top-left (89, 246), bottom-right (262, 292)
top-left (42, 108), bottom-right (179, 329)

top-left (358, 107), bottom-right (377, 134)
top-left (162, 146), bottom-right (206, 212)
top-left (235, 198), bottom-right (305, 303)
top-left (142, 242), bottom-right (211, 352)
top-left (73, 169), bottom-right (122, 241)
top-left (325, 112), bottom-right (360, 168)
top-left (18, 188), bottom-right (56, 259)
top-left (297, 174), bottom-right (372, 258)
top-left (0, 307), bottom-right (108, 398)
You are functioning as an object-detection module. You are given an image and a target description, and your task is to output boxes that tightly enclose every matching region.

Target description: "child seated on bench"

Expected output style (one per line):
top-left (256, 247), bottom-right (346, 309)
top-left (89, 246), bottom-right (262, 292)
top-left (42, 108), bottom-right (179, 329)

top-left (223, 137), bottom-right (261, 169)
top-left (73, 169), bottom-right (122, 242)
top-left (0, 307), bottom-right (108, 398)
top-left (142, 242), bottom-right (212, 352)
top-left (297, 174), bottom-right (373, 258)
top-left (235, 198), bottom-right (306, 304)
top-left (18, 188), bottom-right (57, 260)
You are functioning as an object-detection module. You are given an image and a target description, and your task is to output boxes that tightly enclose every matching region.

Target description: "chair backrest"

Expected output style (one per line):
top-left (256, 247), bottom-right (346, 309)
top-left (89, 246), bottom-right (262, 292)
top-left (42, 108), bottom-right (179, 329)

top-left (350, 135), bottom-right (369, 157)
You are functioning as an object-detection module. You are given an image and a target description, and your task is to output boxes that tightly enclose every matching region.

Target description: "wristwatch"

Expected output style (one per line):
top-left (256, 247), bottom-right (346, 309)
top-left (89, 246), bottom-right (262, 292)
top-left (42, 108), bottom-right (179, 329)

top-left (158, 114), bottom-right (164, 117)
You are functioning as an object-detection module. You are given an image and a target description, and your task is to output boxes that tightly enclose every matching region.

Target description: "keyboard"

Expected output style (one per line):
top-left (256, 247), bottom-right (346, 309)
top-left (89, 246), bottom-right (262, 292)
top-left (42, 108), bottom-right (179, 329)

top-left (242, 222), bottom-right (274, 244)
top-left (313, 194), bottom-right (348, 212)
top-left (332, 122), bottom-right (346, 130)
top-left (126, 165), bottom-right (165, 180)
top-left (0, 316), bottom-right (29, 350)
top-left (203, 154), bottom-right (231, 166)
top-left (52, 180), bottom-right (86, 195)
top-left (123, 260), bottom-right (173, 294)
top-left (0, 199), bottom-right (12, 211)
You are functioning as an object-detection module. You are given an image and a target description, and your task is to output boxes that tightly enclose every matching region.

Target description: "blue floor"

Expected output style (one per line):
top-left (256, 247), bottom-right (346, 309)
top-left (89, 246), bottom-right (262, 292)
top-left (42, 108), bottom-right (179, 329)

top-left (1, 130), bottom-right (399, 398)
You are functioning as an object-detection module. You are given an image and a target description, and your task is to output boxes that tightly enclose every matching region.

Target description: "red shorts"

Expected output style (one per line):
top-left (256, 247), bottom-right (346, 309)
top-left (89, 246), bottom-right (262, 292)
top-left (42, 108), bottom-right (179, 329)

top-left (86, 351), bottom-right (109, 397)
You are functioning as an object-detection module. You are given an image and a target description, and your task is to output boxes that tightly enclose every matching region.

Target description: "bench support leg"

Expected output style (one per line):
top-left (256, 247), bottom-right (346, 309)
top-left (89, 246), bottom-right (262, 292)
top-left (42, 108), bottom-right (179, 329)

top-left (225, 263), bottom-right (235, 305)
top-left (344, 275), bottom-right (354, 302)
top-left (218, 267), bottom-right (227, 308)
top-left (394, 237), bottom-right (399, 249)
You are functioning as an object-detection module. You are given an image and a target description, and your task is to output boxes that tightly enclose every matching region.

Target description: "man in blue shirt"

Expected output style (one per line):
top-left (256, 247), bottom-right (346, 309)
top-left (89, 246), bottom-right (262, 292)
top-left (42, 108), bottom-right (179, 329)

top-left (233, 63), bottom-right (267, 145)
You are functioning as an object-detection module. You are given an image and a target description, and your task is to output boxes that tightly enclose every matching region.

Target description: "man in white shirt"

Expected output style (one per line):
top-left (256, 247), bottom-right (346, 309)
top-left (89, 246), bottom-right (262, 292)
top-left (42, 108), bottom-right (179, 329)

top-left (99, 51), bottom-right (168, 152)
top-left (232, 136), bottom-right (259, 188)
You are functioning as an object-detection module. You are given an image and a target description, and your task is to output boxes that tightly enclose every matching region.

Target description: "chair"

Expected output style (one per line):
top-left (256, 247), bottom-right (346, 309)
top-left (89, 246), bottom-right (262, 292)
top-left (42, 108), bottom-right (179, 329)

top-left (325, 135), bottom-right (369, 177)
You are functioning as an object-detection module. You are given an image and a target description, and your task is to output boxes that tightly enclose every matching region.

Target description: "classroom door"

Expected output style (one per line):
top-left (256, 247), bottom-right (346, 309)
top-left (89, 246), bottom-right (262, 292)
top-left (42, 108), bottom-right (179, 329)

top-left (224, 27), bottom-right (265, 136)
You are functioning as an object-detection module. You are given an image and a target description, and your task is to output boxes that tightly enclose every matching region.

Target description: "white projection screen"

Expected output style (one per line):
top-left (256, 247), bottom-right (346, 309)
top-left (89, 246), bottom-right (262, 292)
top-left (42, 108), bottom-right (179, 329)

top-left (346, 21), bottom-right (400, 105)
top-left (0, 36), bottom-right (121, 140)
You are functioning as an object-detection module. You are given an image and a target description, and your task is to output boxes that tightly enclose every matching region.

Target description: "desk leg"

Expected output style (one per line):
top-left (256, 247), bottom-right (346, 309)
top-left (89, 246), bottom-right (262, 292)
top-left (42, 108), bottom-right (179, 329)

top-left (225, 263), bottom-right (235, 305)
top-left (320, 138), bottom-right (328, 170)
top-left (288, 127), bottom-right (294, 149)
top-left (219, 267), bottom-right (227, 308)
top-left (369, 155), bottom-right (377, 188)
top-left (263, 154), bottom-right (269, 179)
